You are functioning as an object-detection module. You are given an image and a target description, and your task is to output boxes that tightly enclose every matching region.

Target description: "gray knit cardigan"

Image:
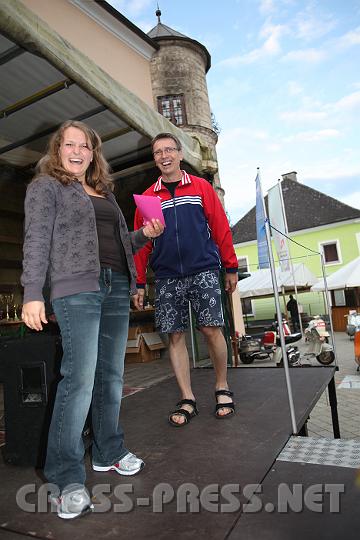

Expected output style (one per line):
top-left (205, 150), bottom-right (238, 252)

top-left (21, 175), bottom-right (148, 303)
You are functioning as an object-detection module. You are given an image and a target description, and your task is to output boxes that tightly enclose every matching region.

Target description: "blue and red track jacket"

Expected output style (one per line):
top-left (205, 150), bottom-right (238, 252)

top-left (134, 171), bottom-right (238, 287)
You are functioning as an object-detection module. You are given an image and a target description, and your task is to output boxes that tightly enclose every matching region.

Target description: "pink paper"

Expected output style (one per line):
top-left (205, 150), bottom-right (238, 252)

top-left (133, 194), bottom-right (165, 226)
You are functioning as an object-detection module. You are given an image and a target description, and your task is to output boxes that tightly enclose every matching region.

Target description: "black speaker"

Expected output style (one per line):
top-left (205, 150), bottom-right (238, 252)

top-left (1, 334), bottom-right (91, 467)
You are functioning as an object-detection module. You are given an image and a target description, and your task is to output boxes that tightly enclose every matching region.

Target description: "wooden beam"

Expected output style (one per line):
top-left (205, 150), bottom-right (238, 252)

top-left (0, 0), bottom-right (204, 172)
top-left (0, 79), bottom-right (74, 119)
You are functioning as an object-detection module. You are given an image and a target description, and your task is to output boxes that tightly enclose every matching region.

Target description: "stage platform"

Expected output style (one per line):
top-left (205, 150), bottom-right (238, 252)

top-left (1, 366), bottom-right (356, 540)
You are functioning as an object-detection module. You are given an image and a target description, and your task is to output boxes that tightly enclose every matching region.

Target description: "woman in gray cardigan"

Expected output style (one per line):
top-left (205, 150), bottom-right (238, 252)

top-left (21, 120), bottom-right (163, 519)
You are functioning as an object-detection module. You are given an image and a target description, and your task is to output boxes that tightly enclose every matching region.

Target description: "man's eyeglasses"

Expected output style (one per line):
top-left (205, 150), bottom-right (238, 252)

top-left (153, 147), bottom-right (178, 157)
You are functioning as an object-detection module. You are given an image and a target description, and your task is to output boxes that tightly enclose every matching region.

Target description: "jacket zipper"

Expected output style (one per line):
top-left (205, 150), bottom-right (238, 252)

top-left (172, 186), bottom-right (183, 275)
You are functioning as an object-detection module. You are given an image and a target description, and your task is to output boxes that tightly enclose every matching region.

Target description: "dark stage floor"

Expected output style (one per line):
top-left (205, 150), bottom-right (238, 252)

top-left (1, 366), bottom-right (353, 540)
top-left (229, 459), bottom-right (360, 540)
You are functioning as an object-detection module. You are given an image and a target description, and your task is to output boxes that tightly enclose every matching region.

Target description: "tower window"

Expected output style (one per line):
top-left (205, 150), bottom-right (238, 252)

top-left (157, 94), bottom-right (187, 126)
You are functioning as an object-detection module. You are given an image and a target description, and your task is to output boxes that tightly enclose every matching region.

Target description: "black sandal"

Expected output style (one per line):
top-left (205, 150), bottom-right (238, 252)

top-left (168, 399), bottom-right (198, 427)
top-left (215, 390), bottom-right (235, 419)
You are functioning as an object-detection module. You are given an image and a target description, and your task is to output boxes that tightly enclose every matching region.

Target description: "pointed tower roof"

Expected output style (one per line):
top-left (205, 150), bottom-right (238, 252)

top-left (231, 177), bottom-right (360, 244)
top-left (148, 8), bottom-right (187, 39)
top-left (147, 8), bottom-right (211, 72)
top-left (148, 22), bottom-right (187, 38)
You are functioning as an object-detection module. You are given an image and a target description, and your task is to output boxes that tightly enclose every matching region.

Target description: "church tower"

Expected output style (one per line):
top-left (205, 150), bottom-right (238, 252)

top-left (148, 9), bottom-right (225, 205)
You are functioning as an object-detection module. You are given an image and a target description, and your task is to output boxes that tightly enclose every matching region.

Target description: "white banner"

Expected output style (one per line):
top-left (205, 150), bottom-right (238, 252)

top-left (268, 183), bottom-right (290, 272)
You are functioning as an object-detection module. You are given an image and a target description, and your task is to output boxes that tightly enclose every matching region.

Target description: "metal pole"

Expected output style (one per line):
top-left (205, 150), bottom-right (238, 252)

top-left (265, 217), bottom-right (298, 434)
top-left (320, 253), bottom-right (338, 365)
top-left (278, 180), bottom-right (303, 335)
top-left (281, 285), bottom-right (287, 318)
top-left (328, 376), bottom-right (341, 438)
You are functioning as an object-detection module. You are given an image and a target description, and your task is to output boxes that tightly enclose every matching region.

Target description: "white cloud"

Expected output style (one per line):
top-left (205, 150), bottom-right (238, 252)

top-left (329, 91), bottom-right (360, 113)
top-left (337, 26), bottom-right (360, 48)
top-left (217, 127), bottom-right (269, 147)
top-left (280, 110), bottom-right (327, 123)
top-left (109, 0), bottom-right (152, 17)
top-left (287, 81), bottom-right (303, 96)
top-left (126, 0), bottom-right (153, 16)
top-left (284, 129), bottom-right (340, 143)
top-left (280, 90), bottom-right (360, 126)
top-left (259, 0), bottom-right (276, 16)
top-left (260, 22), bottom-right (286, 54)
top-left (294, 10), bottom-right (336, 42)
top-left (266, 143), bottom-right (282, 152)
top-left (301, 165), bottom-right (360, 182)
top-left (218, 21), bottom-right (287, 66)
top-left (282, 48), bottom-right (326, 63)
top-left (133, 18), bottom-right (153, 33)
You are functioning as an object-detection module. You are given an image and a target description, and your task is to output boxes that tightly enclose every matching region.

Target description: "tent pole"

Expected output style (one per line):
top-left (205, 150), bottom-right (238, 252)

top-left (320, 253), bottom-right (338, 365)
top-left (278, 181), bottom-right (304, 335)
top-left (281, 286), bottom-right (287, 319)
top-left (265, 218), bottom-right (298, 434)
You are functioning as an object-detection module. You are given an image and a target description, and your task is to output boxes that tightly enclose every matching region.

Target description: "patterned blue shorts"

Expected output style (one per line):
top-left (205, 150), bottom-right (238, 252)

top-left (154, 270), bottom-right (224, 334)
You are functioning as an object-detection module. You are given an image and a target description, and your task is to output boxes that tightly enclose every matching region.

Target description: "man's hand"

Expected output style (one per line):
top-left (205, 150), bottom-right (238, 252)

top-left (224, 272), bottom-right (238, 294)
top-left (132, 289), bottom-right (145, 310)
top-left (21, 301), bottom-right (48, 331)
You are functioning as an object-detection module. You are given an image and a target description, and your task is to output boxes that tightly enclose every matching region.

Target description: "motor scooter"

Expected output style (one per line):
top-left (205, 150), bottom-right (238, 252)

top-left (304, 316), bottom-right (335, 365)
top-left (238, 334), bottom-right (273, 364)
top-left (264, 320), bottom-right (302, 367)
top-left (238, 320), bottom-right (301, 366)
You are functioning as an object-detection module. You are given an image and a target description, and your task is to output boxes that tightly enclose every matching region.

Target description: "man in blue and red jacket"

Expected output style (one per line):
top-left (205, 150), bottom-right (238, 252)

top-left (134, 132), bottom-right (238, 426)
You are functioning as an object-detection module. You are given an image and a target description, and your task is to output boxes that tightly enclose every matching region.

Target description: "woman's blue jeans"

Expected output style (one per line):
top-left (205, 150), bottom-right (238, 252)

top-left (44, 269), bottom-right (130, 492)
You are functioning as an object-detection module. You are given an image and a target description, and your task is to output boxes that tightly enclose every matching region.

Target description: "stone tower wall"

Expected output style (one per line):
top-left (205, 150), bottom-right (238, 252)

top-left (150, 40), bottom-right (212, 131)
top-left (150, 38), bottom-right (225, 205)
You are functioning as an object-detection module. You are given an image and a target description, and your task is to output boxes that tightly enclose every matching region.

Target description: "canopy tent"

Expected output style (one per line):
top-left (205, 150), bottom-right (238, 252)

top-left (311, 256), bottom-right (360, 292)
top-left (238, 263), bottom-right (318, 299)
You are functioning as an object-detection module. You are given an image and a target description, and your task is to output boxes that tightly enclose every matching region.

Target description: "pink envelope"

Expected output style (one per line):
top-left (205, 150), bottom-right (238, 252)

top-left (133, 194), bottom-right (165, 226)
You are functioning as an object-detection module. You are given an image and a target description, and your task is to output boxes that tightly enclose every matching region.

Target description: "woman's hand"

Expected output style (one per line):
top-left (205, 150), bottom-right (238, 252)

top-left (21, 301), bottom-right (48, 331)
top-left (132, 289), bottom-right (145, 311)
top-left (143, 219), bottom-right (164, 239)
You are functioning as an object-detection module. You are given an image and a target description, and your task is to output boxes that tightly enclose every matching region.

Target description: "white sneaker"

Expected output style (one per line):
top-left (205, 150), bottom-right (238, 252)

top-left (92, 452), bottom-right (144, 476)
top-left (49, 486), bottom-right (93, 519)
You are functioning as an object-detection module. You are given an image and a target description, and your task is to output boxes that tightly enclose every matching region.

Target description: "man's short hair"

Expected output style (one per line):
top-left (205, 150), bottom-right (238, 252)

top-left (151, 132), bottom-right (182, 152)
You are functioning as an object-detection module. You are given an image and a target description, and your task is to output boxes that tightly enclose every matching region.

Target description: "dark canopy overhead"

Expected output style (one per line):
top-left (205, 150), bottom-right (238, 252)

top-left (0, 35), bottom-right (152, 173)
top-left (0, 0), bottom-right (204, 178)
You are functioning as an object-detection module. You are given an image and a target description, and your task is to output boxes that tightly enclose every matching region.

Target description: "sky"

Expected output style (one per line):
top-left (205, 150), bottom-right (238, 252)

top-left (109, 0), bottom-right (360, 225)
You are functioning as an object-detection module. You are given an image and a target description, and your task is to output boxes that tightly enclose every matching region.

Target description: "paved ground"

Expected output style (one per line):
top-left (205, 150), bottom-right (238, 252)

top-left (306, 332), bottom-right (360, 439)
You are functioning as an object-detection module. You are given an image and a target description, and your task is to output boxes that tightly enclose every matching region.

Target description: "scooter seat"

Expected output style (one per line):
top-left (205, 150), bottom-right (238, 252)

top-left (276, 332), bottom-right (302, 346)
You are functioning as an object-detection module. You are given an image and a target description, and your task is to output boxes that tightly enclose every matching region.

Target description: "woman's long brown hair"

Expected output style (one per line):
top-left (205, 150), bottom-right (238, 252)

top-left (34, 120), bottom-right (113, 193)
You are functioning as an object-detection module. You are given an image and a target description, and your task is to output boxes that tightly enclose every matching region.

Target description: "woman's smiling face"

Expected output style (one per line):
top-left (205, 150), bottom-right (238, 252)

top-left (59, 126), bottom-right (93, 182)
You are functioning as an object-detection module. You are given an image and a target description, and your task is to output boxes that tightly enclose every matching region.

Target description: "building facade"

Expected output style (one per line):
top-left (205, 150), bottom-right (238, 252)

top-left (232, 173), bottom-right (360, 324)
top-left (0, 0), bottom-right (228, 302)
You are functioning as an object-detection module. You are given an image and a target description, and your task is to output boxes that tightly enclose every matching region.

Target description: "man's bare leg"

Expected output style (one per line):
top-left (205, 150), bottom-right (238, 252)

top-left (200, 326), bottom-right (233, 416)
top-left (168, 332), bottom-right (196, 425)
